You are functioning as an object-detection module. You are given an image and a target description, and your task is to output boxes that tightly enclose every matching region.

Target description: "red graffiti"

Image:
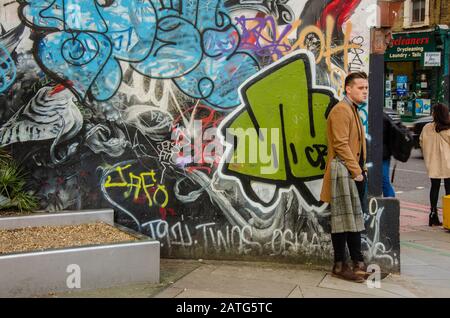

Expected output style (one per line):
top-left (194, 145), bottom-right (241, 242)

top-left (79, 170), bottom-right (89, 177)
top-left (173, 104), bottom-right (224, 129)
top-left (186, 166), bottom-right (212, 175)
top-left (172, 104), bottom-right (224, 174)
top-left (318, 0), bottom-right (362, 31)
top-left (49, 80), bottom-right (73, 96)
top-left (159, 207), bottom-right (176, 220)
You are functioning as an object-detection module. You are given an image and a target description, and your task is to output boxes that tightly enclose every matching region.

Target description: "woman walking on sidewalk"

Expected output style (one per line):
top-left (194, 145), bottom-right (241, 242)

top-left (420, 103), bottom-right (450, 226)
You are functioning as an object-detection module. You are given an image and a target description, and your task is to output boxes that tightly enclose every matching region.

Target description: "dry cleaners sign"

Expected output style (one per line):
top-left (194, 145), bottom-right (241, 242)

top-left (385, 32), bottom-right (436, 64)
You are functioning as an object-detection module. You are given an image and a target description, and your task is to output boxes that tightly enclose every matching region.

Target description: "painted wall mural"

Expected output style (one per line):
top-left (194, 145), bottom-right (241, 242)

top-left (0, 0), bottom-right (399, 270)
top-left (220, 52), bottom-right (337, 211)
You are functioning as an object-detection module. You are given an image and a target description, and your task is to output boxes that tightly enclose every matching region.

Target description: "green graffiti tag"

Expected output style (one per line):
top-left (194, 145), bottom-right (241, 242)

top-left (221, 51), bottom-right (337, 207)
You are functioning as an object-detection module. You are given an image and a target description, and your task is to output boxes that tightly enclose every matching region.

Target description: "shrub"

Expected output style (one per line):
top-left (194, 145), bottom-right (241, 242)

top-left (0, 149), bottom-right (38, 212)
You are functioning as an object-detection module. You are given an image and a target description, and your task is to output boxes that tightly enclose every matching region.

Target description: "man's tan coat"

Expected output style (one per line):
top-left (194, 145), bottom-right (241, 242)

top-left (320, 100), bottom-right (367, 203)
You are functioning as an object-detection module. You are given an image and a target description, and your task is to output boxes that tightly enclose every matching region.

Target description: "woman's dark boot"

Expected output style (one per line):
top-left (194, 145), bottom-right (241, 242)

top-left (429, 207), bottom-right (442, 226)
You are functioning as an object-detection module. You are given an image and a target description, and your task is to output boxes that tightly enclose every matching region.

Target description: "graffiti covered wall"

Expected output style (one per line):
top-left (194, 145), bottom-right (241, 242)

top-left (0, 0), bottom-right (398, 270)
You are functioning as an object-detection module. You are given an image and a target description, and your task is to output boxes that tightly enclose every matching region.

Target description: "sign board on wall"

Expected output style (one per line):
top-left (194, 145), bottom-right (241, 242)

top-left (385, 32), bottom-right (436, 64)
top-left (423, 52), bottom-right (441, 66)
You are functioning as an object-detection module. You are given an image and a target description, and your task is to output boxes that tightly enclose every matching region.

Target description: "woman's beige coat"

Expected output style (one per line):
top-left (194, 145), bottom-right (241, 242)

top-left (420, 123), bottom-right (450, 178)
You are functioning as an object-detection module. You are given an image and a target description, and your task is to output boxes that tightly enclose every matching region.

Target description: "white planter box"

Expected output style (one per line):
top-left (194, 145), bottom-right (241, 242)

top-left (0, 209), bottom-right (160, 297)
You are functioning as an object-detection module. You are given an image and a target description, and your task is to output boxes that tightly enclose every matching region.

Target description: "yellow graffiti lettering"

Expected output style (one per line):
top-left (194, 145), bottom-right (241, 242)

top-left (260, 16), bottom-right (362, 82)
top-left (330, 67), bottom-right (347, 96)
top-left (154, 185), bottom-right (169, 208)
top-left (125, 172), bottom-right (142, 200)
top-left (104, 164), bottom-right (131, 187)
top-left (296, 25), bottom-right (325, 63)
top-left (104, 165), bottom-right (169, 208)
top-left (141, 171), bottom-right (157, 207)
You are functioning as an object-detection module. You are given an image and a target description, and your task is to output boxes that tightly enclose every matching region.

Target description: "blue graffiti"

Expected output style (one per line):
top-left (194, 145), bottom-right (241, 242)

top-left (21, 0), bottom-right (259, 109)
top-left (0, 44), bottom-right (16, 93)
top-left (358, 102), bottom-right (368, 134)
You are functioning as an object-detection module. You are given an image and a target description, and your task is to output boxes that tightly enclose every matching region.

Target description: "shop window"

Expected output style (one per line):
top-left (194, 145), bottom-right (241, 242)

top-left (412, 0), bottom-right (426, 23)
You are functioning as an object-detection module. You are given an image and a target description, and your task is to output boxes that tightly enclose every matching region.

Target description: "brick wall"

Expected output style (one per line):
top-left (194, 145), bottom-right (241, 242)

top-left (439, 0), bottom-right (450, 25)
top-left (391, 1), bottom-right (405, 31)
top-left (387, 0), bottom-right (450, 31)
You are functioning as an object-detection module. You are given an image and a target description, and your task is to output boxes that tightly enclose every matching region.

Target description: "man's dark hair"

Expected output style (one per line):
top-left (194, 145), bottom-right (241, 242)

top-left (344, 72), bottom-right (368, 88)
top-left (432, 103), bottom-right (450, 133)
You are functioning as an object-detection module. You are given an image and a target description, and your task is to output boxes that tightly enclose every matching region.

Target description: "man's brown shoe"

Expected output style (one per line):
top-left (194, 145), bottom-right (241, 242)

top-left (332, 262), bottom-right (365, 283)
top-left (353, 261), bottom-right (370, 280)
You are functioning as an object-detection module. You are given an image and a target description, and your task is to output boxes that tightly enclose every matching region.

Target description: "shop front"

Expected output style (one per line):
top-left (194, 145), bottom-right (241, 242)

top-left (384, 30), bottom-right (446, 121)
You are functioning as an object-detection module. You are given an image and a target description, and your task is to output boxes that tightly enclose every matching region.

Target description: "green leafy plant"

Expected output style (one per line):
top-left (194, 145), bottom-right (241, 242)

top-left (0, 149), bottom-right (38, 212)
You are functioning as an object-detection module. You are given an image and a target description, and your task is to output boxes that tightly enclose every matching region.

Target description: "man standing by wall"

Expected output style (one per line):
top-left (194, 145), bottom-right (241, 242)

top-left (321, 72), bottom-right (369, 282)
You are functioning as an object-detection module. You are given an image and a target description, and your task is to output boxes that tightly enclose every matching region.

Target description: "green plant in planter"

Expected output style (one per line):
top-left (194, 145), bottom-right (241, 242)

top-left (0, 149), bottom-right (38, 212)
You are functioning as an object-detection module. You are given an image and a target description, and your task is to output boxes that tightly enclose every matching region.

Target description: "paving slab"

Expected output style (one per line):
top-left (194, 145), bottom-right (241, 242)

top-left (408, 279), bottom-right (450, 289)
top-left (400, 212), bottom-right (429, 232)
top-left (400, 254), bottom-right (428, 265)
top-left (407, 239), bottom-right (450, 251)
top-left (401, 253), bottom-right (450, 268)
top-left (399, 229), bottom-right (450, 296)
top-left (287, 286), bottom-right (304, 298)
top-left (383, 274), bottom-right (425, 297)
top-left (318, 274), bottom-right (407, 298)
top-left (174, 289), bottom-right (247, 298)
top-left (371, 280), bottom-right (420, 298)
top-left (401, 244), bottom-right (450, 267)
top-left (401, 264), bottom-right (450, 279)
top-left (210, 265), bottom-right (326, 287)
top-left (407, 283), bottom-right (450, 298)
top-left (154, 287), bottom-right (185, 298)
top-left (171, 265), bottom-right (297, 298)
top-left (401, 229), bottom-right (450, 243)
top-left (401, 246), bottom-right (450, 262)
top-left (300, 286), bottom-right (373, 298)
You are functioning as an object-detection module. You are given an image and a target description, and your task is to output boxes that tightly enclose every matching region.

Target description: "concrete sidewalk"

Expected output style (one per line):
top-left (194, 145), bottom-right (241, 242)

top-left (151, 200), bottom-right (450, 298)
top-left (52, 258), bottom-right (422, 298)
top-left (52, 239), bottom-right (449, 298)
top-left (399, 200), bottom-right (450, 298)
top-left (153, 223), bottom-right (450, 298)
top-left (51, 200), bottom-right (450, 298)
top-left (153, 260), bottom-right (420, 298)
